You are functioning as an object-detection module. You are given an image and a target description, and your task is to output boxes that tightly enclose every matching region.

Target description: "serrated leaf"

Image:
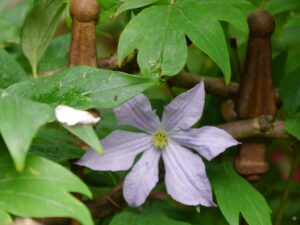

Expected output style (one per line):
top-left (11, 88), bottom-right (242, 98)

top-left (116, 0), bottom-right (159, 16)
top-left (0, 49), bottom-right (28, 89)
top-left (208, 163), bottom-right (272, 225)
top-left (265, 0), bottom-right (300, 15)
top-left (109, 206), bottom-right (190, 225)
top-left (118, 0), bottom-right (231, 83)
top-left (285, 117), bottom-right (300, 141)
top-left (0, 95), bottom-right (52, 172)
top-left (6, 66), bottom-right (156, 109)
top-left (279, 68), bottom-right (300, 117)
top-left (38, 34), bottom-right (70, 74)
top-left (0, 208), bottom-right (12, 224)
top-left (21, 0), bottom-right (66, 77)
top-left (0, 147), bottom-right (93, 225)
top-left (29, 127), bottom-right (83, 162)
top-left (63, 124), bottom-right (104, 154)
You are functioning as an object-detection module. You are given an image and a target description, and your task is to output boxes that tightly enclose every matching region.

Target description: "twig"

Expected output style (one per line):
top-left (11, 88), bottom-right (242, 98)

top-left (229, 37), bottom-right (242, 81)
top-left (259, 0), bottom-right (266, 10)
top-left (218, 116), bottom-right (291, 140)
top-left (168, 71), bottom-right (281, 105)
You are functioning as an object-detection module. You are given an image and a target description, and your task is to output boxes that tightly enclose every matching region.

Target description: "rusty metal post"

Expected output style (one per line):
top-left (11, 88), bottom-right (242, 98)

top-left (234, 10), bottom-right (276, 182)
top-left (68, 0), bottom-right (99, 67)
top-left (67, 1), bottom-right (99, 225)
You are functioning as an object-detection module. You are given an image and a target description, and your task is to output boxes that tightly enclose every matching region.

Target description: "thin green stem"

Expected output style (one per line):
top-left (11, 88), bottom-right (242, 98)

top-left (274, 144), bottom-right (300, 225)
top-left (259, 0), bottom-right (266, 10)
top-left (32, 64), bottom-right (38, 79)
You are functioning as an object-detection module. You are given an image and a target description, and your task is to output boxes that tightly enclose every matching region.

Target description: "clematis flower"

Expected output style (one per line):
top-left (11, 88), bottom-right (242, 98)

top-left (77, 81), bottom-right (239, 207)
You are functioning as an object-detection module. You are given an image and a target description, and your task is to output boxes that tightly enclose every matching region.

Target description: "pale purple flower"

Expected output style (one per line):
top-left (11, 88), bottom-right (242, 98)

top-left (77, 81), bottom-right (239, 207)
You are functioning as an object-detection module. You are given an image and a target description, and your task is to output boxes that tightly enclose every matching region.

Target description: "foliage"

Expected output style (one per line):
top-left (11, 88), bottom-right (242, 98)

top-left (0, 0), bottom-right (299, 224)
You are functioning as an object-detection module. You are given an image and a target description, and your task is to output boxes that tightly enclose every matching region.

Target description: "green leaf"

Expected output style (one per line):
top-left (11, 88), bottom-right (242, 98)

top-left (0, 48), bottom-right (28, 89)
top-left (21, 0), bottom-right (66, 78)
top-left (196, 0), bottom-right (249, 34)
top-left (285, 117), bottom-right (300, 141)
top-left (63, 124), bottom-right (104, 154)
top-left (38, 34), bottom-right (70, 74)
top-left (116, 0), bottom-right (159, 16)
top-left (0, 0), bottom-right (10, 12)
top-left (6, 66), bottom-right (156, 109)
top-left (208, 163), bottom-right (272, 225)
top-left (265, 0), bottom-right (300, 15)
top-left (0, 208), bottom-right (12, 224)
top-left (118, 0), bottom-right (231, 83)
top-left (285, 14), bottom-right (300, 28)
top-left (0, 95), bottom-right (52, 172)
top-left (110, 206), bottom-right (190, 225)
top-left (98, 0), bottom-right (119, 23)
top-left (29, 127), bottom-right (83, 162)
top-left (279, 68), bottom-right (300, 116)
top-left (0, 0), bottom-right (34, 28)
top-left (0, 148), bottom-right (93, 225)
top-left (0, 20), bottom-right (19, 45)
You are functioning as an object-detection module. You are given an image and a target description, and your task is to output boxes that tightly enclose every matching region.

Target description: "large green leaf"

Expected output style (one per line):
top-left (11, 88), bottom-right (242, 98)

top-left (29, 127), bottom-right (84, 162)
top-left (0, 95), bottom-right (52, 172)
top-left (0, 148), bottom-right (93, 225)
top-left (0, 49), bottom-right (28, 89)
top-left (265, 0), bottom-right (300, 15)
top-left (280, 68), bottom-right (300, 117)
top-left (6, 66), bottom-right (156, 109)
top-left (285, 117), bottom-right (300, 141)
top-left (0, 208), bottom-right (12, 224)
top-left (63, 124), bottom-right (104, 154)
top-left (118, 0), bottom-right (232, 83)
top-left (21, 0), bottom-right (66, 77)
top-left (38, 34), bottom-right (70, 74)
top-left (109, 206), bottom-right (191, 225)
top-left (208, 163), bottom-right (272, 225)
top-left (116, 0), bottom-right (159, 15)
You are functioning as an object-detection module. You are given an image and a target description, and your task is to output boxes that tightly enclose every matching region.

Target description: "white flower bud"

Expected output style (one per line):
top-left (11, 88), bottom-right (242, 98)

top-left (55, 105), bottom-right (100, 126)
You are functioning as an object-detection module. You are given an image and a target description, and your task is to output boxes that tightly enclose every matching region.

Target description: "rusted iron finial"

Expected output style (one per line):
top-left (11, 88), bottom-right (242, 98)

top-left (68, 0), bottom-right (99, 67)
top-left (235, 10), bottom-right (276, 182)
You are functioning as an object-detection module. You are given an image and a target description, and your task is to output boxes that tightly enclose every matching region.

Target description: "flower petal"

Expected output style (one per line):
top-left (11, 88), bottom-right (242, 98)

top-left (172, 127), bottom-right (240, 161)
top-left (123, 148), bottom-right (161, 207)
top-left (162, 81), bottom-right (205, 131)
top-left (76, 130), bottom-right (152, 171)
top-left (162, 140), bottom-right (215, 206)
top-left (113, 94), bottom-right (160, 133)
top-left (55, 105), bottom-right (100, 126)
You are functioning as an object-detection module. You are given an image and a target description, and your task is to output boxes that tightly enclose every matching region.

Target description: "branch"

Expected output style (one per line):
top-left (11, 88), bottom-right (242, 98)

top-left (218, 116), bottom-right (291, 140)
top-left (168, 71), bottom-right (281, 104)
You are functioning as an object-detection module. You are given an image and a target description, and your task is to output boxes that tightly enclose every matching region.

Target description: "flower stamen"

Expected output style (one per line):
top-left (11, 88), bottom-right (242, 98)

top-left (152, 130), bottom-right (168, 149)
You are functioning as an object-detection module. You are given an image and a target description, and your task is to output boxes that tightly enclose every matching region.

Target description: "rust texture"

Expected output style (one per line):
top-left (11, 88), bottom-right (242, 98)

top-left (234, 10), bottom-right (277, 181)
top-left (68, 0), bottom-right (99, 67)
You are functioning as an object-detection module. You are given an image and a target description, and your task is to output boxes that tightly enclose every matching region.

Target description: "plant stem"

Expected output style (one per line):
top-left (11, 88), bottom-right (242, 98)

top-left (274, 144), bottom-right (300, 225)
top-left (32, 64), bottom-right (38, 79)
top-left (259, 0), bottom-right (266, 10)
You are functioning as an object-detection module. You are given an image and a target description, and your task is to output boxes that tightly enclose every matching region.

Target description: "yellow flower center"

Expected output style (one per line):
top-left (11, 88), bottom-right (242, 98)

top-left (152, 130), bottom-right (168, 150)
